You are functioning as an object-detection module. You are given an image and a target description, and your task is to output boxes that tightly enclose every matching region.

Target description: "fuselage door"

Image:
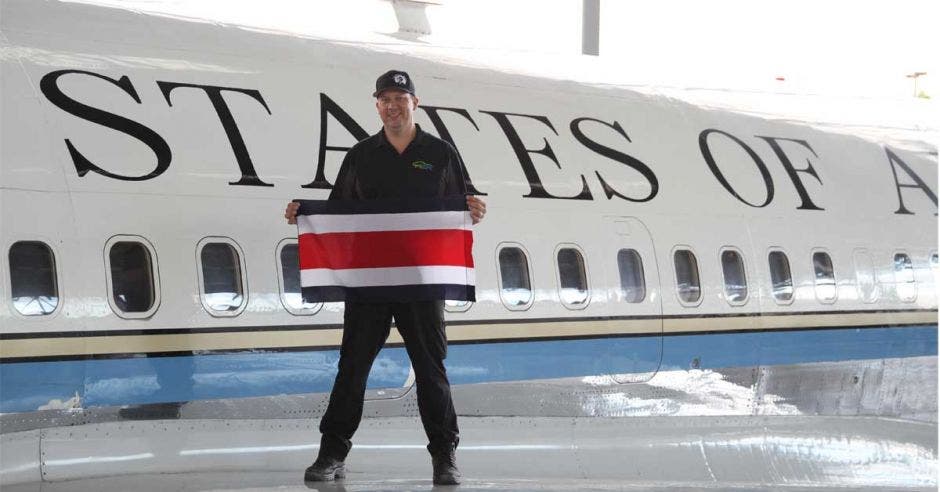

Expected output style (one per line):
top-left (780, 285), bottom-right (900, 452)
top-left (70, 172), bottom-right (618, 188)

top-left (603, 216), bottom-right (663, 383)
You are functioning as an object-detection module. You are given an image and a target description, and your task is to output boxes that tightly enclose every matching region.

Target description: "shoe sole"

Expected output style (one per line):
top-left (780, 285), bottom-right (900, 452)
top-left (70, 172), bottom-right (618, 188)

top-left (433, 475), bottom-right (460, 485)
top-left (304, 466), bottom-right (345, 481)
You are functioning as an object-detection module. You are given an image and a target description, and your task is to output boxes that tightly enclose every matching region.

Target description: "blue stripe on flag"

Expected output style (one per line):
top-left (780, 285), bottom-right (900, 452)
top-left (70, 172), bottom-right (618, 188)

top-left (303, 284), bottom-right (475, 303)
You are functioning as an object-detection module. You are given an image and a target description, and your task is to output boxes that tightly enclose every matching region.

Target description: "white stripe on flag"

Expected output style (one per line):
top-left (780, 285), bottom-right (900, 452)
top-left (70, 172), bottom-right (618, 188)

top-left (298, 211), bottom-right (471, 235)
top-left (301, 266), bottom-right (475, 288)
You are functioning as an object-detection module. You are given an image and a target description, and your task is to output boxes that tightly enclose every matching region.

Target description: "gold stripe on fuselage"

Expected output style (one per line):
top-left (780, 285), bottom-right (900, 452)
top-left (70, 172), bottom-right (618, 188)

top-left (1, 310), bottom-right (935, 360)
top-left (661, 310), bottom-right (936, 333)
top-left (1, 329), bottom-right (346, 359)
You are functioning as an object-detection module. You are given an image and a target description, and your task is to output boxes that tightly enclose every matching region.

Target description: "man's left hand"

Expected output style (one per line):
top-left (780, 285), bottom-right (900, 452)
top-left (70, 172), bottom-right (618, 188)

top-left (466, 195), bottom-right (486, 225)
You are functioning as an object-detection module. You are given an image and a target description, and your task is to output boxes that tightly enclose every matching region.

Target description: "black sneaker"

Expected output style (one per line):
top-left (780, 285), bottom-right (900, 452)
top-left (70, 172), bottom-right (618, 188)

top-left (429, 443), bottom-right (460, 485)
top-left (304, 456), bottom-right (346, 482)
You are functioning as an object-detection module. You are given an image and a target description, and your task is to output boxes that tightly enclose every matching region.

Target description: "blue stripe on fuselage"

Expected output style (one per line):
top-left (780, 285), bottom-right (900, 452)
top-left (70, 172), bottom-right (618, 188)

top-left (0, 325), bottom-right (935, 413)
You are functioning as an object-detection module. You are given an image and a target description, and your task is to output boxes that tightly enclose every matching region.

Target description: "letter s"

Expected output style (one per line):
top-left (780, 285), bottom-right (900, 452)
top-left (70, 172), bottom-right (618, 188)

top-left (40, 70), bottom-right (171, 181)
top-left (571, 117), bottom-right (658, 202)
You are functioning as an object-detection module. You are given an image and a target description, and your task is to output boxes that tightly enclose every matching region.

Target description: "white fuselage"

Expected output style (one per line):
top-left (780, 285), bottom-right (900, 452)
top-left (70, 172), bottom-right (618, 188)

top-left (0, 0), bottom-right (936, 415)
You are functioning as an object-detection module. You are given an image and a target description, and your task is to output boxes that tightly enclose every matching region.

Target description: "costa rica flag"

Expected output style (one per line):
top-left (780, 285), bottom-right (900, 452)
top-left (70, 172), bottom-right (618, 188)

top-left (295, 196), bottom-right (475, 303)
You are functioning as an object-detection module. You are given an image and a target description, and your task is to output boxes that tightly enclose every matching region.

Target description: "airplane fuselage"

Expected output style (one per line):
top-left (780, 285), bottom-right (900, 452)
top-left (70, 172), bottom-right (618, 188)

top-left (0, 0), bottom-right (936, 422)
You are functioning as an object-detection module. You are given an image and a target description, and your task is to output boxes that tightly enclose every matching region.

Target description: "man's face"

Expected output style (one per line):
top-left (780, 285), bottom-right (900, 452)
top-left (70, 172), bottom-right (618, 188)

top-left (376, 89), bottom-right (418, 133)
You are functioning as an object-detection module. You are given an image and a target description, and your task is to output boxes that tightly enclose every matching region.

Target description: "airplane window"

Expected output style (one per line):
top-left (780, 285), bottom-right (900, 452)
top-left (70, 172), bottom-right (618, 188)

top-left (498, 246), bottom-right (532, 307)
top-left (893, 253), bottom-right (916, 302)
top-left (199, 242), bottom-right (245, 313)
top-left (853, 250), bottom-right (878, 303)
top-left (617, 249), bottom-right (645, 303)
top-left (444, 299), bottom-right (471, 311)
top-left (721, 250), bottom-right (747, 304)
top-left (279, 242), bottom-right (318, 314)
top-left (674, 249), bottom-right (701, 304)
top-left (109, 241), bottom-right (156, 313)
top-left (8, 241), bottom-right (58, 316)
top-left (768, 251), bottom-right (793, 303)
top-left (557, 247), bottom-right (588, 306)
top-left (931, 253), bottom-right (939, 286)
top-left (812, 252), bottom-right (836, 302)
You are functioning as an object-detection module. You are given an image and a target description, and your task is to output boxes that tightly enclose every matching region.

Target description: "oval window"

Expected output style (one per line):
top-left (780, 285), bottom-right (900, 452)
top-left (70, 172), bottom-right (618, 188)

top-left (813, 252), bottom-right (836, 302)
top-left (498, 246), bottom-right (532, 308)
top-left (768, 251), bottom-right (793, 303)
top-left (108, 240), bottom-right (157, 314)
top-left (9, 241), bottom-right (59, 316)
top-left (674, 249), bottom-right (701, 304)
top-left (894, 253), bottom-right (916, 302)
top-left (278, 241), bottom-right (319, 314)
top-left (199, 240), bottom-right (246, 314)
top-left (557, 247), bottom-right (588, 307)
top-left (721, 250), bottom-right (748, 304)
top-left (617, 249), bottom-right (645, 303)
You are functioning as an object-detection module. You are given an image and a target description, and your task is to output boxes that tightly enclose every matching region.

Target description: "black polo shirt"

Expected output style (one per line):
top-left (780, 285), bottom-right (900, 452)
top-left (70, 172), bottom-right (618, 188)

top-left (329, 125), bottom-right (468, 201)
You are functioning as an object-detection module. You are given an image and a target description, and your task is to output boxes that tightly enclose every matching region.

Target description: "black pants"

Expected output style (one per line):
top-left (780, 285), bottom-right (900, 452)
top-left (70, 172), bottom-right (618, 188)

top-left (319, 300), bottom-right (458, 458)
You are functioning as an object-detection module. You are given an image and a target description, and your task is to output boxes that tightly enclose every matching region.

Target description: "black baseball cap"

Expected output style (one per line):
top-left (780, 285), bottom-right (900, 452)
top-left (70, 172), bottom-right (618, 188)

top-left (373, 69), bottom-right (416, 97)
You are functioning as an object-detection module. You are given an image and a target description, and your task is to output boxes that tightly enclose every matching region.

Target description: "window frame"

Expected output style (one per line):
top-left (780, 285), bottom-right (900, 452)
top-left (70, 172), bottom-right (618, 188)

top-left (553, 243), bottom-right (591, 310)
top-left (196, 237), bottom-right (248, 317)
top-left (852, 249), bottom-right (880, 304)
top-left (766, 247), bottom-right (795, 306)
top-left (811, 248), bottom-right (837, 304)
top-left (495, 242), bottom-right (534, 311)
top-left (6, 238), bottom-right (63, 319)
top-left (104, 235), bottom-right (161, 319)
top-left (276, 238), bottom-right (321, 316)
top-left (672, 245), bottom-right (703, 307)
top-left (719, 246), bottom-right (749, 306)
top-left (892, 250), bottom-right (918, 303)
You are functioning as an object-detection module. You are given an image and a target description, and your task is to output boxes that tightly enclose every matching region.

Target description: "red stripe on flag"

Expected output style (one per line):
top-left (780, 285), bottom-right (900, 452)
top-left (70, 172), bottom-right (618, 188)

top-left (299, 229), bottom-right (473, 270)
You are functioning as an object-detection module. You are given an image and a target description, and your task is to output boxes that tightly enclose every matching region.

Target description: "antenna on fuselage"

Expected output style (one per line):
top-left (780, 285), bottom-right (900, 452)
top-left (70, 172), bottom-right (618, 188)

top-left (391, 0), bottom-right (435, 36)
top-left (582, 0), bottom-right (600, 56)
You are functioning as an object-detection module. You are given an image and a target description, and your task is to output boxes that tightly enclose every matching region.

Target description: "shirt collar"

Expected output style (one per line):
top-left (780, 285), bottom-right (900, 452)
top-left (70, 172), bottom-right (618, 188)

top-left (373, 124), bottom-right (429, 150)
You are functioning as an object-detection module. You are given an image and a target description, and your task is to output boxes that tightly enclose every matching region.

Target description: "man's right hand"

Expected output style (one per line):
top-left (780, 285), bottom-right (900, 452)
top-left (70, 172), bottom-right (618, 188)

top-left (284, 201), bottom-right (300, 225)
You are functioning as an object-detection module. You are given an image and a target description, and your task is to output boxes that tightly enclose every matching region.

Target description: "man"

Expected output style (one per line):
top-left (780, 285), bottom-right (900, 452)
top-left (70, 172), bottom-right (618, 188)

top-left (284, 69), bottom-right (486, 485)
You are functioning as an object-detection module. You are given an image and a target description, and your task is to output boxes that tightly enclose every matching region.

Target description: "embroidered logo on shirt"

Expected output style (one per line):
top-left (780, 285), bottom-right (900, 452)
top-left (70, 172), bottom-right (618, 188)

top-left (412, 160), bottom-right (433, 171)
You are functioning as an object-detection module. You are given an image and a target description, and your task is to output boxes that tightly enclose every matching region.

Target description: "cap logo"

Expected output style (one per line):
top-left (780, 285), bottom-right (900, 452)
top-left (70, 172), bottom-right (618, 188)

top-left (393, 73), bottom-right (408, 85)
